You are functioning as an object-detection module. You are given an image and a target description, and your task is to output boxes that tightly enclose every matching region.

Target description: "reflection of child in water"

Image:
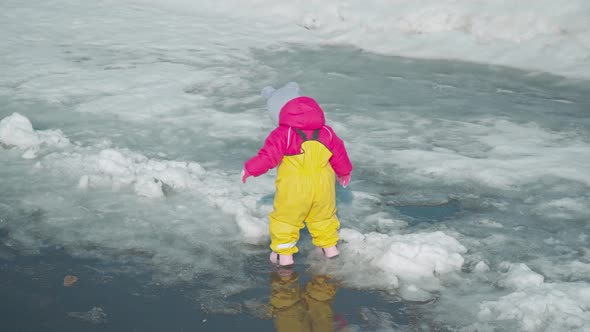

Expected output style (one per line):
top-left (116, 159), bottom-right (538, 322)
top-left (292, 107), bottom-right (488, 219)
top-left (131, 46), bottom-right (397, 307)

top-left (242, 83), bottom-right (353, 267)
top-left (268, 271), bottom-right (347, 332)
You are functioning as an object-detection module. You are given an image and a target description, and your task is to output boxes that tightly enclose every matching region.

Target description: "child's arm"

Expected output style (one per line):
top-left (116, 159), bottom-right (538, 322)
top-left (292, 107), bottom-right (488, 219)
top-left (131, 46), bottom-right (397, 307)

top-left (243, 127), bottom-right (288, 179)
top-left (325, 127), bottom-right (353, 177)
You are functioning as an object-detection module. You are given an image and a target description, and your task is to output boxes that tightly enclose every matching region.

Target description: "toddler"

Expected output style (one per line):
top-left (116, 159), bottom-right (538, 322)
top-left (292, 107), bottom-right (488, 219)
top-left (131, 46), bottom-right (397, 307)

top-left (242, 82), bottom-right (353, 267)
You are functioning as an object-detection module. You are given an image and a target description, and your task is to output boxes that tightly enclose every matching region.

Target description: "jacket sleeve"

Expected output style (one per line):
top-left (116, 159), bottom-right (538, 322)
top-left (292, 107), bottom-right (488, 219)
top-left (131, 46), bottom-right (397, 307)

top-left (326, 127), bottom-right (353, 177)
top-left (244, 127), bottom-right (287, 177)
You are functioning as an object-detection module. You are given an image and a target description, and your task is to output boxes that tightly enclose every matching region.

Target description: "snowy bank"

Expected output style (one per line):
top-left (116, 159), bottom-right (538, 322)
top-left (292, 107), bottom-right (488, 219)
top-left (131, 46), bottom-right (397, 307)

top-left (0, 113), bottom-right (268, 245)
top-left (134, 0), bottom-right (590, 80)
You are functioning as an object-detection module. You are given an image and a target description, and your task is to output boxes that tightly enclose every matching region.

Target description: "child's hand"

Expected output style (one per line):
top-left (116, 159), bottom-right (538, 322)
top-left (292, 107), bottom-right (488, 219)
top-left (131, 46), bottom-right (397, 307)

top-left (241, 168), bottom-right (252, 183)
top-left (338, 174), bottom-right (351, 188)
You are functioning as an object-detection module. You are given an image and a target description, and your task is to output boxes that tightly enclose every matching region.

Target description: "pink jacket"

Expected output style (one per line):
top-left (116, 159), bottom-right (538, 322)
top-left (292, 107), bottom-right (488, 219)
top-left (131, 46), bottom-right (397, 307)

top-left (245, 96), bottom-right (353, 177)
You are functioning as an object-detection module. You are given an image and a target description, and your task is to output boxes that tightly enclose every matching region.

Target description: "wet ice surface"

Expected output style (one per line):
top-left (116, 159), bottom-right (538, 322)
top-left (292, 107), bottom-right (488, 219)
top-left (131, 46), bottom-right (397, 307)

top-left (0, 242), bottom-right (412, 332)
top-left (0, 246), bottom-right (272, 331)
top-left (2, 1), bottom-right (590, 331)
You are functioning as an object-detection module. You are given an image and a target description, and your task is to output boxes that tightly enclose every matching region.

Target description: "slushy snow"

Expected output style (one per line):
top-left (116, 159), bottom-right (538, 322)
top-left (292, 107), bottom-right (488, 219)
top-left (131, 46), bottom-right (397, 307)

top-left (1, 0), bottom-right (590, 330)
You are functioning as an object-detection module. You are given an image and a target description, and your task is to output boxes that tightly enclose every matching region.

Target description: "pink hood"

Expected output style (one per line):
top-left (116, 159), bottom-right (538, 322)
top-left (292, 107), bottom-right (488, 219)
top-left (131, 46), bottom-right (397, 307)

top-left (279, 96), bottom-right (325, 129)
top-left (245, 95), bottom-right (353, 178)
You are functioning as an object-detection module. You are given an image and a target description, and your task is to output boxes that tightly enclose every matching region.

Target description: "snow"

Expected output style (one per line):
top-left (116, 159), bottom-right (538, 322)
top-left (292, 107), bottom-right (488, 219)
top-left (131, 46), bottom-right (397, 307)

top-left (134, 0), bottom-right (590, 80)
top-left (477, 283), bottom-right (590, 332)
top-left (498, 263), bottom-right (544, 290)
top-left (0, 112), bottom-right (70, 158)
top-left (1, 0), bottom-right (590, 330)
top-left (2, 112), bottom-right (469, 302)
top-left (474, 261), bottom-right (490, 274)
top-left (337, 228), bottom-right (466, 301)
top-left (0, 113), bottom-right (41, 149)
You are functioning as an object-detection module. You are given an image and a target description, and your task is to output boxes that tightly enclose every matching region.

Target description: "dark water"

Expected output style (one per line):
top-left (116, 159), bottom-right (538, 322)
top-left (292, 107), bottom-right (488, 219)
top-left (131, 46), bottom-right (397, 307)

top-left (0, 247), bottom-right (412, 332)
top-left (0, 197), bottom-right (459, 332)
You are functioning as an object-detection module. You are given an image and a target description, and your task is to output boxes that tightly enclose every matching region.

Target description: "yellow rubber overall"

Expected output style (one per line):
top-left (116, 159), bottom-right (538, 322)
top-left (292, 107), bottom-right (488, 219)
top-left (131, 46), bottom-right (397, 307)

top-left (269, 129), bottom-right (340, 255)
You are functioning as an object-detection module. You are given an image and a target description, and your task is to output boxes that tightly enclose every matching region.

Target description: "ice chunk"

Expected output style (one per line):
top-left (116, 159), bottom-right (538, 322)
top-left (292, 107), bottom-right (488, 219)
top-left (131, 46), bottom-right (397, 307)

top-left (0, 113), bottom-right (70, 153)
top-left (97, 149), bottom-right (135, 176)
top-left (339, 228), bottom-right (365, 243)
top-left (474, 261), bottom-right (491, 273)
top-left (398, 283), bottom-right (436, 302)
top-left (376, 231), bottom-right (466, 280)
top-left (364, 212), bottom-right (408, 233)
top-left (337, 230), bottom-right (466, 299)
top-left (134, 176), bottom-right (164, 198)
top-left (477, 282), bottom-right (590, 331)
top-left (21, 148), bottom-right (38, 159)
top-left (235, 212), bottom-right (267, 245)
top-left (37, 129), bottom-right (70, 148)
top-left (499, 263), bottom-right (544, 290)
top-left (0, 113), bottom-right (40, 149)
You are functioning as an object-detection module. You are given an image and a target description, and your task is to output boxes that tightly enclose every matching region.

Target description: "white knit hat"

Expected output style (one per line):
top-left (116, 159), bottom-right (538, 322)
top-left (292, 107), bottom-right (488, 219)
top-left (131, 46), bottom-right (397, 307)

top-left (261, 82), bottom-right (300, 125)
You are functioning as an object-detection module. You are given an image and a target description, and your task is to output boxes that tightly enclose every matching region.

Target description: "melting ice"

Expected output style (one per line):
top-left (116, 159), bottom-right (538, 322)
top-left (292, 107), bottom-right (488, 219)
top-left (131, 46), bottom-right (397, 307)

top-left (1, 0), bottom-right (590, 331)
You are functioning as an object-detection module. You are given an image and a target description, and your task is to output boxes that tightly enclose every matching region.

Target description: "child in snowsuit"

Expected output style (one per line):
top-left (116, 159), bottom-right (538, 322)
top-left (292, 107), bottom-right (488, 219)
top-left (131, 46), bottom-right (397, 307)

top-left (242, 82), bottom-right (353, 267)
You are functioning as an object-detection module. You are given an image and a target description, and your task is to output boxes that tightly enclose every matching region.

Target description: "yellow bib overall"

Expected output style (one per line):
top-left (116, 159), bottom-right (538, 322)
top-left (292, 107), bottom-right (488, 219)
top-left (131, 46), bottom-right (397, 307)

top-left (269, 129), bottom-right (340, 255)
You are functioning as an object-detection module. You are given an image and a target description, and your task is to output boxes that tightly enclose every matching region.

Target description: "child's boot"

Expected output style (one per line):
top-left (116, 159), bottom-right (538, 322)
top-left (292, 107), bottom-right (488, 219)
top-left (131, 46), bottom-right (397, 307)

top-left (319, 246), bottom-right (339, 258)
top-left (269, 252), bottom-right (295, 267)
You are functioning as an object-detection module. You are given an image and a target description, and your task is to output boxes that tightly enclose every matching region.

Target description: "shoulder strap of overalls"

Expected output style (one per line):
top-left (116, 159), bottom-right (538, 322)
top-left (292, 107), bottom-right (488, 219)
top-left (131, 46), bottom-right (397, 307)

top-left (294, 129), bottom-right (321, 141)
top-left (312, 129), bottom-right (320, 140)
